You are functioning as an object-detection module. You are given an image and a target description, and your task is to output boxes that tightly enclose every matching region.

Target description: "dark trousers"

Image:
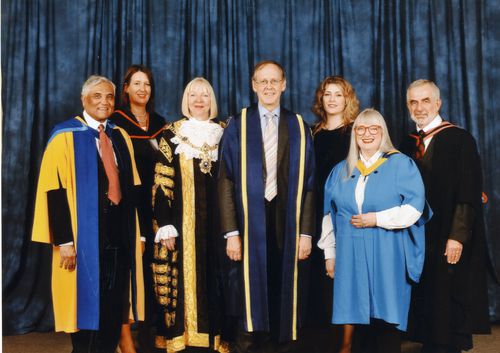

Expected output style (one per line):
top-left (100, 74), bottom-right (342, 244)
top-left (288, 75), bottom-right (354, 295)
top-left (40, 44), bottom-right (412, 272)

top-left (351, 319), bottom-right (401, 353)
top-left (420, 343), bottom-right (462, 353)
top-left (71, 203), bottom-right (127, 353)
top-left (295, 325), bottom-right (341, 353)
top-left (235, 199), bottom-right (292, 353)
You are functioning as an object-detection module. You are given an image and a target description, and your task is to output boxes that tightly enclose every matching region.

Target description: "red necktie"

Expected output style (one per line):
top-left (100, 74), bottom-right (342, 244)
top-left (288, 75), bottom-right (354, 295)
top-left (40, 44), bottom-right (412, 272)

top-left (415, 130), bottom-right (426, 161)
top-left (98, 124), bottom-right (121, 205)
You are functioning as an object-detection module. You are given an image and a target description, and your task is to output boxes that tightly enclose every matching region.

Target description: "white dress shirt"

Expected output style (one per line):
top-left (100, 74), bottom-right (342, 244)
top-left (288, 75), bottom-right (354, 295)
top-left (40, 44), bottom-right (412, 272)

top-left (318, 151), bottom-right (422, 259)
top-left (418, 115), bottom-right (443, 150)
top-left (224, 105), bottom-right (311, 239)
top-left (60, 112), bottom-right (121, 247)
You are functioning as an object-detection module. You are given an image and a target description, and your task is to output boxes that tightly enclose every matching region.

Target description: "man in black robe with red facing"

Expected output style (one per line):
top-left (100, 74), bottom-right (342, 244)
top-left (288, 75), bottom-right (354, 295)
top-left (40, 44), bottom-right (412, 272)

top-left (400, 79), bottom-right (490, 353)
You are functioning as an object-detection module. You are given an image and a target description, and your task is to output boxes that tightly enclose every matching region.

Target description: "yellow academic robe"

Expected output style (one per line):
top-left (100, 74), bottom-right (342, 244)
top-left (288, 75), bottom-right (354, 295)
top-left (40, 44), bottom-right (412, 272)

top-left (31, 119), bottom-right (145, 332)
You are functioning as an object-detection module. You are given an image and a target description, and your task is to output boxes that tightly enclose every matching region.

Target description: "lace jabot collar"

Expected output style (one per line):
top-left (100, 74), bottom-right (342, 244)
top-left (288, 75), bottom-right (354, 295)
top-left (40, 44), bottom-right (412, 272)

top-left (170, 118), bottom-right (224, 173)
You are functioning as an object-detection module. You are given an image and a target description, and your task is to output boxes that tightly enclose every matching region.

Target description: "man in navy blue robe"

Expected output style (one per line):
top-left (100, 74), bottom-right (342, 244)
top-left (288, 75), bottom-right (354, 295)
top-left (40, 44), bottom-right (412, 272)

top-left (218, 60), bottom-right (315, 353)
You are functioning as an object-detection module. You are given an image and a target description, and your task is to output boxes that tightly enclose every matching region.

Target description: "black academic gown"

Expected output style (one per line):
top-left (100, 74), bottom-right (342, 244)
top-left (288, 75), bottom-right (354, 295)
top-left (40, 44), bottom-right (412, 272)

top-left (400, 125), bottom-right (490, 351)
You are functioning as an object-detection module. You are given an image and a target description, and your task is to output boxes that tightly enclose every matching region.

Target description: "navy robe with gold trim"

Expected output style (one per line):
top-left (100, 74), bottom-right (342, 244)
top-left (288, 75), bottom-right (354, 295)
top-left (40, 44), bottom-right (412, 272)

top-left (218, 106), bottom-right (315, 342)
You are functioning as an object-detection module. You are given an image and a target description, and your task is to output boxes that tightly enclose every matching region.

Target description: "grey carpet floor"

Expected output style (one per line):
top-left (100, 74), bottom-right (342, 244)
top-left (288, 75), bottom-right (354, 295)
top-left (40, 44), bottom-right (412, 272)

top-left (3, 325), bottom-right (499, 353)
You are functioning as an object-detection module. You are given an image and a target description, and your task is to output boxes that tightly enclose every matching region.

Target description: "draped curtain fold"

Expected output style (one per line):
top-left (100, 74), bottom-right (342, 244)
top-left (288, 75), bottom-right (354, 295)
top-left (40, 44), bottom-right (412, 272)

top-left (2, 0), bottom-right (499, 335)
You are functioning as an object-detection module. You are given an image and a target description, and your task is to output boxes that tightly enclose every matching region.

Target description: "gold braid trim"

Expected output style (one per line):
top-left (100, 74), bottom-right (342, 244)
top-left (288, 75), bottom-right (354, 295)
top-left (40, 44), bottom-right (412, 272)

top-left (154, 174), bottom-right (174, 189)
top-left (152, 243), bottom-right (179, 329)
top-left (155, 162), bottom-right (175, 177)
top-left (159, 137), bottom-right (173, 162)
top-left (155, 334), bottom-right (229, 352)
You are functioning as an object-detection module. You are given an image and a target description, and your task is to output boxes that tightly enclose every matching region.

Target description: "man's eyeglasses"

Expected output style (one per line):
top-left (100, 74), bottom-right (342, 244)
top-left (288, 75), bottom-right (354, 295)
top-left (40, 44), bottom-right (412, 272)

top-left (355, 125), bottom-right (381, 135)
top-left (254, 79), bottom-right (282, 87)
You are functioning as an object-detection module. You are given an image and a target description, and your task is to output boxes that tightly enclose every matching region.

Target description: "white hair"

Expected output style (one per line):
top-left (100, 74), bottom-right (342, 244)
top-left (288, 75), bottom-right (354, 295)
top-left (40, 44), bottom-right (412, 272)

top-left (406, 79), bottom-right (440, 101)
top-left (81, 75), bottom-right (116, 96)
top-left (345, 108), bottom-right (396, 177)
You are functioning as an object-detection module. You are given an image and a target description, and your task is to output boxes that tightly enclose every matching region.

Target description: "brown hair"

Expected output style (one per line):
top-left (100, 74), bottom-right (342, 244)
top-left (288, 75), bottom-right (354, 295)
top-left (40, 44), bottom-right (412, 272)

top-left (120, 64), bottom-right (155, 113)
top-left (312, 76), bottom-right (360, 134)
top-left (252, 60), bottom-right (286, 80)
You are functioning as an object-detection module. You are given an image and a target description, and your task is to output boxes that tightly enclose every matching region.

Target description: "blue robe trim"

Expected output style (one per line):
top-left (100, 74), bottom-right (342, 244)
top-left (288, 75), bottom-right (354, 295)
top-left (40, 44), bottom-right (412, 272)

top-left (323, 152), bottom-right (431, 331)
top-left (243, 108), bottom-right (269, 331)
top-left (221, 106), bottom-right (314, 341)
top-left (48, 117), bottom-right (119, 330)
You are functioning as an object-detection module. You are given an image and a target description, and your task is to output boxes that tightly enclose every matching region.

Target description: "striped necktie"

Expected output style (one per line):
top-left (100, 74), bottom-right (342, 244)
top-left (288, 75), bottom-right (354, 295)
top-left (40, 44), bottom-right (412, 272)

top-left (415, 130), bottom-right (426, 160)
top-left (263, 112), bottom-right (278, 201)
top-left (98, 124), bottom-right (122, 205)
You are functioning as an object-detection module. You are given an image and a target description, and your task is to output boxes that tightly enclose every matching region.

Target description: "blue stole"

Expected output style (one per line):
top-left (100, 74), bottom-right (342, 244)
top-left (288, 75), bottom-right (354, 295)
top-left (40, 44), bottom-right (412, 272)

top-left (49, 117), bottom-right (118, 330)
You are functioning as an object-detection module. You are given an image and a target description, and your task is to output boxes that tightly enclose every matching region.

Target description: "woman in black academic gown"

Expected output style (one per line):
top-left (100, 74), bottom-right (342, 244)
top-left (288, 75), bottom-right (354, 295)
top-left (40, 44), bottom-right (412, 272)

top-left (110, 64), bottom-right (167, 353)
top-left (302, 76), bottom-right (360, 353)
top-left (151, 77), bottom-right (229, 353)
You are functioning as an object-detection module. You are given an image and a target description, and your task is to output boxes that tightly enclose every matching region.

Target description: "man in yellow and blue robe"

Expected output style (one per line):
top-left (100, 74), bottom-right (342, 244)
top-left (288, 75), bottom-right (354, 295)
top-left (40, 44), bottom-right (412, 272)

top-left (32, 75), bottom-right (144, 353)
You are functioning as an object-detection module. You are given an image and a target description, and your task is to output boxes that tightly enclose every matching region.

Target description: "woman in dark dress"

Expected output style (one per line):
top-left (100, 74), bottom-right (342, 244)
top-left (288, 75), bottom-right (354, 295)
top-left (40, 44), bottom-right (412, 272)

top-left (110, 64), bottom-right (167, 353)
top-left (152, 77), bottom-right (229, 353)
top-left (303, 76), bottom-right (360, 353)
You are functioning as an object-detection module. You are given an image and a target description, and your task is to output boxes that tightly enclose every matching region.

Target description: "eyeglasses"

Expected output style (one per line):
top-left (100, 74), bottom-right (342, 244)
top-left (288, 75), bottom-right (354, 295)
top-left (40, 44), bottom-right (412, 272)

top-left (253, 79), bottom-right (282, 87)
top-left (355, 125), bottom-right (381, 135)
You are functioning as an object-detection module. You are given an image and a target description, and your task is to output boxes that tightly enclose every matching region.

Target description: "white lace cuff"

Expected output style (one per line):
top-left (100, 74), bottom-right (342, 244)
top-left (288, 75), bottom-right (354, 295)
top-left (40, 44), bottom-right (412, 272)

top-left (154, 225), bottom-right (179, 243)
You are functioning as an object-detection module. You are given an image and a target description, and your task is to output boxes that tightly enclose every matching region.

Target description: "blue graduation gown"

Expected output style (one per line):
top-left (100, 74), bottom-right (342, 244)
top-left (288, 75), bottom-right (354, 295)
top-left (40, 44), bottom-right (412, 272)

top-left (324, 152), bottom-right (431, 331)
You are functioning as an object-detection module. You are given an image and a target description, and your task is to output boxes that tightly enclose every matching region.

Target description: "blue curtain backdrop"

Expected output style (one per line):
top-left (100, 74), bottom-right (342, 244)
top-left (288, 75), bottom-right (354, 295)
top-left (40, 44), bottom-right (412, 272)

top-left (2, 0), bottom-right (499, 334)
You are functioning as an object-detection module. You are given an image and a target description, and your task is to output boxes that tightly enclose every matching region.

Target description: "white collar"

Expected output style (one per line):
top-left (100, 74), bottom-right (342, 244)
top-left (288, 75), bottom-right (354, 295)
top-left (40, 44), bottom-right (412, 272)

top-left (258, 104), bottom-right (280, 119)
top-left (418, 114), bottom-right (443, 133)
top-left (171, 118), bottom-right (223, 162)
top-left (360, 150), bottom-right (383, 168)
top-left (83, 111), bottom-right (107, 131)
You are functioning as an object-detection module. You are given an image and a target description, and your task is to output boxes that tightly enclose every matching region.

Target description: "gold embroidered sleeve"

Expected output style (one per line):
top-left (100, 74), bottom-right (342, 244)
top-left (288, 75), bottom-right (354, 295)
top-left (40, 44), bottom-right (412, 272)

top-left (152, 134), bottom-right (176, 227)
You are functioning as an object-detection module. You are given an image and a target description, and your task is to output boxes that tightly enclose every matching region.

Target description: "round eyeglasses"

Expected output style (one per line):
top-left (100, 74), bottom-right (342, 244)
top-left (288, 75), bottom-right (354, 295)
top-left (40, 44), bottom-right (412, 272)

top-left (253, 79), bottom-right (282, 87)
top-left (355, 125), bottom-right (381, 135)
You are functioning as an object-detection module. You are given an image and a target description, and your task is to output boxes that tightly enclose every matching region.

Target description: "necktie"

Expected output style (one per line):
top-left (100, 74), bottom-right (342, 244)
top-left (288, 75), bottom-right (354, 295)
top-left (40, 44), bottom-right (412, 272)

top-left (415, 130), bottom-right (426, 161)
top-left (98, 124), bottom-right (122, 205)
top-left (263, 113), bottom-right (278, 201)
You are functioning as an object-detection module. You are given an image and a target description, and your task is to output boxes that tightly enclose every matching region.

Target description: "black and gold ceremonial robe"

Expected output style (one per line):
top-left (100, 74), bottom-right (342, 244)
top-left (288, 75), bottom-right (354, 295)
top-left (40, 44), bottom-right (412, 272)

top-left (152, 118), bottom-right (228, 352)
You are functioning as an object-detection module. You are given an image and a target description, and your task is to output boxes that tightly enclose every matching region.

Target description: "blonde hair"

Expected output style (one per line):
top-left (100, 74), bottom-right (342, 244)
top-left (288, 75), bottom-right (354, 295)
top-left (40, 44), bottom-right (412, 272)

top-left (181, 77), bottom-right (218, 119)
top-left (345, 108), bottom-right (396, 176)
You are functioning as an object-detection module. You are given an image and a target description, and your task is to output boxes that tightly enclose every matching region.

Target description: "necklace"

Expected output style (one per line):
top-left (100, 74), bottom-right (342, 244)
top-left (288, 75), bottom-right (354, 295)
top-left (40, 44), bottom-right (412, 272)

top-left (132, 110), bottom-right (148, 123)
top-left (170, 123), bottom-right (219, 174)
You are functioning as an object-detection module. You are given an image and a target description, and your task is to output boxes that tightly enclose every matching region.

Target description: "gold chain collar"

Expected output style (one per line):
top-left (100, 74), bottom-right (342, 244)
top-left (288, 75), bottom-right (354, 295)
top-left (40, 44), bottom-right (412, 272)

top-left (169, 120), bottom-right (219, 174)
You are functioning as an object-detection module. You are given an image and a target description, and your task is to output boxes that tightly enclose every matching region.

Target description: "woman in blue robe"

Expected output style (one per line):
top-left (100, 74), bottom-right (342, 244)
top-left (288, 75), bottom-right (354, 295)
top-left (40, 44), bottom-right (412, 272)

top-left (319, 108), bottom-right (431, 353)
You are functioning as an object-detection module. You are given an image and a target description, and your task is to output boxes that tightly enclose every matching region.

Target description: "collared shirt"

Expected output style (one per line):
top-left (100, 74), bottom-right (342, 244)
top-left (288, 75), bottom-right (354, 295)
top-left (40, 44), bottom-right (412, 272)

top-left (83, 110), bottom-right (108, 131)
top-left (59, 112), bottom-right (110, 248)
top-left (355, 151), bottom-right (383, 214)
top-left (258, 104), bottom-right (280, 136)
top-left (224, 104), bottom-right (311, 239)
top-left (83, 110), bottom-right (110, 158)
top-left (417, 114), bottom-right (443, 150)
